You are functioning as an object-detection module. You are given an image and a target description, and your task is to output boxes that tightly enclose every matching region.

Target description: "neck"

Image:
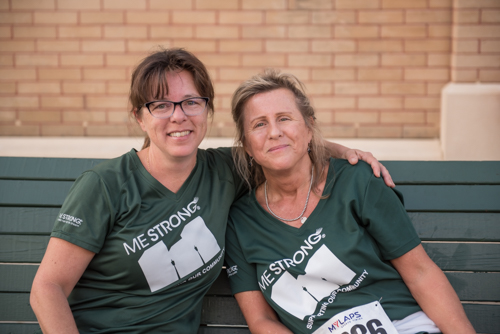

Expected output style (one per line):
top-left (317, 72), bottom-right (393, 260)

top-left (262, 159), bottom-right (313, 197)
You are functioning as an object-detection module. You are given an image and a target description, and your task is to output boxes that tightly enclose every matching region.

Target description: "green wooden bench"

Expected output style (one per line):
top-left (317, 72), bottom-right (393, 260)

top-left (1, 157), bottom-right (499, 333)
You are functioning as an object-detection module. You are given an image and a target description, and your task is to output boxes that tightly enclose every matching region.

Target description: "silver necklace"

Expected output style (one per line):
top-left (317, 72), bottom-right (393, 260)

top-left (265, 167), bottom-right (313, 222)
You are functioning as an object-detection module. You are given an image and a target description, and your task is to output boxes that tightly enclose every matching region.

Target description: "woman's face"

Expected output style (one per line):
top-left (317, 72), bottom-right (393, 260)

top-left (136, 70), bottom-right (208, 162)
top-left (243, 88), bottom-right (312, 173)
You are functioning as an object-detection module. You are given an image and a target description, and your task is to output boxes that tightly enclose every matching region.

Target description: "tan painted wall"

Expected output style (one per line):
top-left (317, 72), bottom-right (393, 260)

top-left (0, 0), bottom-right (498, 138)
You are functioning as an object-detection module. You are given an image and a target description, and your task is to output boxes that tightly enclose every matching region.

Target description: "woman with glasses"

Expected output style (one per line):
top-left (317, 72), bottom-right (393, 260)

top-left (30, 48), bottom-right (392, 334)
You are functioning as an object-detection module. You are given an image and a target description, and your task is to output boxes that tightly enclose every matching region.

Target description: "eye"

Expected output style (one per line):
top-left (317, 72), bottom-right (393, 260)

top-left (151, 102), bottom-right (172, 112)
top-left (254, 122), bottom-right (265, 128)
top-left (278, 116), bottom-right (291, 122)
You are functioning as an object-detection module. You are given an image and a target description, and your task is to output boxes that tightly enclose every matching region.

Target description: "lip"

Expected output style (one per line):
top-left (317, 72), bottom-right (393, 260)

top-left (267, 144), bottom-right (289, 152)
top-left (168, 130), bottom-right (192, 138)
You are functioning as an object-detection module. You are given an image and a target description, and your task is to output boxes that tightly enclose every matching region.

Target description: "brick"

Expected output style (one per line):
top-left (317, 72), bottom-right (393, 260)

top-left (196, 26), bottom-right (238, 39)
top-left (454, 25), bottom-right (500, 38)
top-left (15, 54), bottom-right (58, 67)
top-left (172, 11), bottom-right (216, 24)
top-left (39, 69), bottom-right (81, 80)
top-left (453, 39), bottom-right (479, 53)
top-left (454, 55), bottom-right (500, 68)
top-left (242, 0), bottom-right (287, 10)
top-left (108, 111), bottom-right (130, 123)
top-left (426, 111), bottom-right (440, 124)
top-left (455, 0), bottom-right (500, 8)
top-left (0, 54), bottom-right (13, 66)
top-left (150, 0), bottom-right (193, 9)
top-left (266, 40), bottom-right (309, 53)
top-left (63, 82), bottom-right (106, 94)
top-left (479, 69), bottom-right (500, 82)
top-left (405, 40), bottom-right (450, 52)
top-left (0, 0), bottom-right (7, 9)
top-left (381, 82), bottom-right (425, 95)
top-left (150, 25), bottom-right (194, 38)
top-left (358, 10), bottom-right (403, 23)
top-left (81, 12), bottom-right (124, 24)
top-left (126, 12), bottom-right (170, 24)
top-left (312, 40), bottom-right (356, 53)
top-left (427, 83), bottom-right (447, 95)
top-left (42, 125), bottom-right (85, 136)
top-left (0, 13), bottom-right (32, 23)
top-left (428, 54), bottom-right (450, 66)
top-left (63, 111), bottom-right (106, 122)
top-left (127, 40), bottom-right (171, 52)
top-left (406, 10), bottom-right (452, 23)
top-left (19, 111), bottom-right (61, 122)
top-left (359, 97), bottom-right (402, 109)
top-left (58, 0), bottom-right (100, 9)
top-left (107, 82), bottom-right (130, 94)
top-left (358, 40), bottom-right (403, 52)
top-left (266, 11), bottom-right (309, 24)
top-left (279, 68), bottom-right (310, 81)
top-left (336, 0), bottom-right (379, 9)
top-left (86, 96), bottom-right (128, 109)
top-left (312, 11), bottom-right (356, 24)
top-left (0, 111), bottom-right (16, 122)
top-left (482, 40), bottom-right (500, 53)
top-left (320, 125), bottom-right (356, 138)
top-left (82, 41), bottom-right (126, 52)
top-left (218, 68), bottom-right (266, 81)
top-left (335, 82), bottom-right (378, 95)
top-left (0, 69), bottom-right (36, 80)
top-left (404, 97), bottom-right (440, 109)
top-left (198, 54), bottom-right (240, 67)
top-left (37, 40), bottom-right (79, 52)
top-left (219, 11), bottom-right (263, 24)
top-left (482, 10), bottom-right (500, 23)
top-left (18, 82), bottom-right (60, 94)
top-left (312, 68), bottom-right (355, 81)
top-left (403, 126), bottom-right (438, 138)
top-left (242, 26), bottom-right (286, 39)
top-left (0, 96), bottom-right (38, 108)
top-left (12, 0), bottom-right (55, 10)
top-left (61, 54), bottom-right (104, 67)
top-left (35, 12), bottom-right (78, 24)
top-left (335, 25), bottom-right (378, 39)
top-left (41, 96), bottom-right (83, 109)
top-left (220, 40), bottom-right (263, 52)
top-left (335, 54), bottom-right (378, 67)
top-left (429, 0), bottom-right (452, 8)
top-left (106, 54), bottom-right (143, 66)
top-left (289, 54), bottom-right (332, 67)
top-left (105, 26), bottom-right (148, 39)
top-left (381, 111), bottom-right (425, 124)
top-left (314, 111), bottom-right (334, 123)
top-left (381, 25), bottom-right (426, 38)
top-left (59, 26), bottom-right (102, 38)
top-left (358, 126), bottom-right (402, 138)
top-left (303, 82), bottom-right (332, 94)
top-left (335, 111), bottom-right (378, 123)
top-left (86, 124), bottom-right (129, 136)
top-left (290, 0), bottom-right (333, 10)
top-left (428, 25), bottom-right (452, 38)
top-left (83, 69), bottom-right (127, 80)
top-left (453, 9), bottom-right (480, 23)
top-left (0, 27), bottom-right (10, 38)
top-left (314, 97), bottom-right (356, 109)
top-left (382, 0), bottom-right (426, 9)
top-left (0, 83), bottom-right (16, 93)
top-left (213, 81), bottom-right (239, 95)
top-left (171, 40), bottom-right (216, 52)
top-left (289, 26), bottom-right (331, 39)
top-left (104, 0), bottom-right (146, 9)
top-left (452, 69), bottom-right (478, 82)
top-left (242, 54), bottom-right (286, 67)
top-left (382, 53), bottom-right (427, 66)
top-left (358, 68), bottom-right (402, 81)
top-left (196, 0), bottom-right (238, 9)
top-left (406, 68), bottom-right (449, 81)
top-left (14, 27), bottom-right (56, 39)
top-left (0, 125), bottom-right (40, 136)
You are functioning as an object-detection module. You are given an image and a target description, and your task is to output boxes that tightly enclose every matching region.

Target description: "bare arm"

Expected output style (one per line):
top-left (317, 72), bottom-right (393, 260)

top-left (324, 141), bottom-right (395, 188)
top-left (235, 291), bottom-right (292, 334)
top-left (30, 237), bottom-right (95, 334)
top-left (391, 244), bottom-right (476, 334)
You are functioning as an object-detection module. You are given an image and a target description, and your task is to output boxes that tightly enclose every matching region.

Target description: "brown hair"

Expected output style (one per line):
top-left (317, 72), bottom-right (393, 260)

top-left (129, 47), bottom-right (214, 149)
top-left (231, 69), bottom-right (329, 192)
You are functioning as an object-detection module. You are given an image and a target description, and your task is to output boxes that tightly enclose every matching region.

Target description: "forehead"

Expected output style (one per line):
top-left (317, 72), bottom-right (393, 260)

top-left (148, 70), bottom-right (199, 100)
top-left (244, 88), bottom-right (298, 117)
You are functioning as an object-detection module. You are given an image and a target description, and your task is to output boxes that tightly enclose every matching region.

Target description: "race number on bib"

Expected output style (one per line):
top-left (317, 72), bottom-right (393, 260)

top-left (313, 301), bottom-right (398, 334)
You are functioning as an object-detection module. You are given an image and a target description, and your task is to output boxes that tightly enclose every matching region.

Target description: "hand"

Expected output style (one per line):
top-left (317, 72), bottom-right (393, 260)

top-left (343, 149), bottom-right (395, 188)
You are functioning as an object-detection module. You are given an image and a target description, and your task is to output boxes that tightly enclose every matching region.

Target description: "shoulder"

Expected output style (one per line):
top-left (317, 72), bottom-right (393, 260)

top-left (330, 158), bottom-right (375, 184)
top-left (82, 149), bottom-right (140, 187)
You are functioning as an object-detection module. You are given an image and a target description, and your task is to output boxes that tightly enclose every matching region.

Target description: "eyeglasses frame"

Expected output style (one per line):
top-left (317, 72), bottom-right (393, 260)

top-left (143, 97), bottom-right (210, 119)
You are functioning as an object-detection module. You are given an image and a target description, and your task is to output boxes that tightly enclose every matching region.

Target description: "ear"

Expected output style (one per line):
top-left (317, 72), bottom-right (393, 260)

top-left (134, 107), bottom-right (147, 132)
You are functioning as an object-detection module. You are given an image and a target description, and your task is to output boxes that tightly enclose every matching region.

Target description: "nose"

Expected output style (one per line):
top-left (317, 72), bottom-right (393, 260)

top-left (268, 120), bottom-right (282, 139)
top-left (169, 103), bottom-right (187, 123)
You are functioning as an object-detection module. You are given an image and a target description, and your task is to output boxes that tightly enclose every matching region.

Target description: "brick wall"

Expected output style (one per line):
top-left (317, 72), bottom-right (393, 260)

top-left (0, 0), bottom-right (498, 138)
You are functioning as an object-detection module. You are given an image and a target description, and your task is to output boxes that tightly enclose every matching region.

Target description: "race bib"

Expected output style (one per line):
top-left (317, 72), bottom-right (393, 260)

top-left (313, 301), bottom-right (398, 334)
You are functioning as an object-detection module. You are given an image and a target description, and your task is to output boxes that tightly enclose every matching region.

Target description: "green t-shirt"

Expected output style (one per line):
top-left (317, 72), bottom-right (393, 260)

top-left (51, 148), bottom-right (245, 333)
top-left (225, 159), bottom-right (422, 333)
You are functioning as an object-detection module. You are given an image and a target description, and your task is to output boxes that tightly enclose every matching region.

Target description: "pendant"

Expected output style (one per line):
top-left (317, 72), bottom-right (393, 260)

top-left (300, 217), bottom-right (307, 224)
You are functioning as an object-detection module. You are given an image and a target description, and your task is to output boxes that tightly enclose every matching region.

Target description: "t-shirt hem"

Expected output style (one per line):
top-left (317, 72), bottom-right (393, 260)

top-left (51, 231), bottom-right (101, 254)
top-left (384, 236), bottom-right (421, 260)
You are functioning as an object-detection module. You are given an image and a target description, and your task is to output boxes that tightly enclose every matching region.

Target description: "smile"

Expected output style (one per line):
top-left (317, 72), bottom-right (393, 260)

top-left (169, 130), bottom-right (191, 137)
top-left (268, 144), bottom-right (289, 152)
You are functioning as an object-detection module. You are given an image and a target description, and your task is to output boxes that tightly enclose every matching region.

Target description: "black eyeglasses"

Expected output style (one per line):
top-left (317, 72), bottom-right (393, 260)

top-left (143, 97), bottom-right (209, 119)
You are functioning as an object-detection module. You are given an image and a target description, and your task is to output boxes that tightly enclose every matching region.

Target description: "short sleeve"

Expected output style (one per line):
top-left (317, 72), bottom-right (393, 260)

top-left (51, 171), bottom-right (114, 253)
top-left (207, 147), bottom-right (248, 199)
top-left (360, 175), bottom-right (421, 260)
top-left (225, 216), bottom-right (261, 294)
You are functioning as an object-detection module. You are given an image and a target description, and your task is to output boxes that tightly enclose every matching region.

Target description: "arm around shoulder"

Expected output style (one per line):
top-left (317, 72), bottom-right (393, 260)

top-left (30, 237), bottom-right (95, 334)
